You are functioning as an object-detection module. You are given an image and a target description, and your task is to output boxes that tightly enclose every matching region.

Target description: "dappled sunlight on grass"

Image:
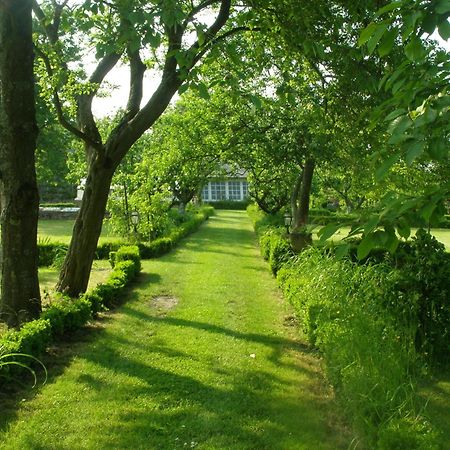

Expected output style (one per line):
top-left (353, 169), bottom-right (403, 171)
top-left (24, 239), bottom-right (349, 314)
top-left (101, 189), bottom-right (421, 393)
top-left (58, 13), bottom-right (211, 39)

top-left (38, 219), bottom-right (123, 244)
top-left (39, 260), bottom-right (112, 301)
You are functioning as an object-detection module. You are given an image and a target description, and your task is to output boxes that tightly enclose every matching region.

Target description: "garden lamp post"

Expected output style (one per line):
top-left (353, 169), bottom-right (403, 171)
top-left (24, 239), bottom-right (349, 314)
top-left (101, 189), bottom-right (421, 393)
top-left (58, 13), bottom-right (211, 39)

top-left (131, 211), bottom-right (139, 239)
top-left (284, 212), bottom-right (293, 234)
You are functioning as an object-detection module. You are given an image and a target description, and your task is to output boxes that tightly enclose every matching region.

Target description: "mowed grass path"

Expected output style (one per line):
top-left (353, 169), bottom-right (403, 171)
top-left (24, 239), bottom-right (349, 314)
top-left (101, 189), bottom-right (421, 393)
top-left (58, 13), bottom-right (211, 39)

top-left (0, 211), bottom-right (349, 449)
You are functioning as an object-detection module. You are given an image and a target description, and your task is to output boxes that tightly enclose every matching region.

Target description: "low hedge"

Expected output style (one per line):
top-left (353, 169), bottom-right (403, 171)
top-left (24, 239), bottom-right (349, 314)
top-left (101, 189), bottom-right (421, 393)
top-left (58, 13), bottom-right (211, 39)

top-left (38, 242), bottom-right (68, 267)
top-left (38, 207), bottom-right (214, 267)
top-left (0, 245), bottom-right (141, 385)
top-left (204, 200), bottom-right (251, 210)
top-left (138, 206), bottom-right (214, 258)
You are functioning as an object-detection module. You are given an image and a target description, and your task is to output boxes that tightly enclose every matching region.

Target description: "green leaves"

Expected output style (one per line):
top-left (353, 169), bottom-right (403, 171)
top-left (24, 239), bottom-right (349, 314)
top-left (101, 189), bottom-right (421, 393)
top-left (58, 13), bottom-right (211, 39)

top-left (404, 36), bottom-right (427, 62)
top-left (318, 223), bottom-right (341, 242)
top-left (404, 140), bottom-right (425, 165)
top-left (438, 19), bottom-right (450, 40)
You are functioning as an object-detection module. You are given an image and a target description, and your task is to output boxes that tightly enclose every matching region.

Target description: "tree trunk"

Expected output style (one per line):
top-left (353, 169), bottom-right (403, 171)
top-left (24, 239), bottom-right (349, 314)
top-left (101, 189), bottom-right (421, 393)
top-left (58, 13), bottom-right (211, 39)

top-left (56, 155), bottom-right (115, 297)
top-left (0, 0), bottom-right (41, 326)
top-left (289, 159), bottom-right (315, 253)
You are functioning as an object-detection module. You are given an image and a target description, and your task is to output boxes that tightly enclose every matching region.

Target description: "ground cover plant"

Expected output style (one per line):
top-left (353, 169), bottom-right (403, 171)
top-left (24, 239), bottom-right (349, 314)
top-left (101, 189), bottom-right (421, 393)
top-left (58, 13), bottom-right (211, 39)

top-left (0, 211), bottom-right (351, 449)
top-left (249, 205), bottom-right (450, 449)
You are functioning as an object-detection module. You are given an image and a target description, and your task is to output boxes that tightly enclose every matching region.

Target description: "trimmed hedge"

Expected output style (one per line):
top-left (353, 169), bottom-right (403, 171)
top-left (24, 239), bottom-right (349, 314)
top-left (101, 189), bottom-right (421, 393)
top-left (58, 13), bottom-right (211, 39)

top-left (138, 206), bottom-right (214, 258)
top-left (204, 200), bottom-right (251, 210)
top-left (0, 245), bottom-right (141, 385)
top-left (37, 206), bottom-right (215, 267)
top-left (38, 242), bottom-right (68, 267)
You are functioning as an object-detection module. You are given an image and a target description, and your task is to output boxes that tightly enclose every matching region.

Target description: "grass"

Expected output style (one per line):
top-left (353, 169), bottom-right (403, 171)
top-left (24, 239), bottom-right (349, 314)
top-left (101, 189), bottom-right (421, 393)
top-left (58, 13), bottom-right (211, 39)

top-left (0, 211), bottom-right (350, 449)
top-left (39, 260), bottom-right (112, 301)
top-left (419, 369), bottom-right (450, 448)
top-left (38, 219), bottom-right (123, 244)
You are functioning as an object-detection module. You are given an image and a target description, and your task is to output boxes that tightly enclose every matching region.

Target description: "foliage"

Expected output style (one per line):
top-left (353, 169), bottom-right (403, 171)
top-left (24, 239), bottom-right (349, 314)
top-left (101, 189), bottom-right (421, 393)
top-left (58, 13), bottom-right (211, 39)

top-left (377, 416), bottom-right (441, 450)
top-left (41, 296), bottom-right (92, 336)
top-left (259, 229), bottom-right (293, 275)
top-left (0, 350), bottom-right (47, 387)
top-left (204, 200), bottom-right (251, 210)
top-left (249, 206), bottom-right (449, 447)
top-left (110, 246), bottom-right (141, 275)
top-left (388, 230), bottom-right (450, 364)
top-left (277, 249), bottom-right (429, 447)
top-left (37, 241), bottom-right (68, 267)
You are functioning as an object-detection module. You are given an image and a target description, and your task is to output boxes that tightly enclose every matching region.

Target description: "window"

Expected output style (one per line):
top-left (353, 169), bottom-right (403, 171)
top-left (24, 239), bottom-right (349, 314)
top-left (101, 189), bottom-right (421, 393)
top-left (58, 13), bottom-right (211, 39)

top-left (210, 182), bottom-right (226, 200)
top-left (201, 184), bottom-right (210, 201)
top-left (228, 181), bottom-right (241, 200)
top-left (242, 181), bottom-right (249, 198)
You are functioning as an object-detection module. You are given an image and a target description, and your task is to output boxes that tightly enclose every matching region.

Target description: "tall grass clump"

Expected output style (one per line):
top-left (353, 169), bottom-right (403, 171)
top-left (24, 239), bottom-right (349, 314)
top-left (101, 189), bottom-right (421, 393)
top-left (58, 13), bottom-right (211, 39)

top-left (277, 248), bottom-right (441, 448)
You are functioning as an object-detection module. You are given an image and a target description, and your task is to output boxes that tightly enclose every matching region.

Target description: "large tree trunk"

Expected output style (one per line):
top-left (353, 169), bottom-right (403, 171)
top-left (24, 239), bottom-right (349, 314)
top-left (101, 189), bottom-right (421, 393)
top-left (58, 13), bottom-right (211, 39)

top-left (289, 159), bottom-right (315, 252)
top-left (56, 155), bottom-right (115, 297)
top-left (0, 0), bottom-right (41, 326)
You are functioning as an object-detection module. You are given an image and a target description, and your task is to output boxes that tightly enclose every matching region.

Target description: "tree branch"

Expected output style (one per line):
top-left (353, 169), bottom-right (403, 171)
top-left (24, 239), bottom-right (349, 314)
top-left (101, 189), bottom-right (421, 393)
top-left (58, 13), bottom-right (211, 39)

top-left (34, 45), bottom-right (103, 151)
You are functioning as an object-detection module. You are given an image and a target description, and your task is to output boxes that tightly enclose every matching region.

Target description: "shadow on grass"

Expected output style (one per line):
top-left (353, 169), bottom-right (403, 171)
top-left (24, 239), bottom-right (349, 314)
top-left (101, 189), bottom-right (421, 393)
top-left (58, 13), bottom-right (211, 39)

top-left (0, 272), bottom-right (158, 433)
top-left (120, 304), bottom-right (318, 372)
top-left (74, 330), bottom-right (346, 449)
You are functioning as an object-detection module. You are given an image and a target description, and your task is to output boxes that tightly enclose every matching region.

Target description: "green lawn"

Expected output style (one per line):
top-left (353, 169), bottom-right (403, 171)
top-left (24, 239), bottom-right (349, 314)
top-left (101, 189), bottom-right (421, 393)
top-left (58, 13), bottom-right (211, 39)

top-left (0, 211), bottom-right (351, 449)
top-left (38, 219), bottom-right (123, 244)
top-left (39, 260), bottom-right (111, 301)
top-left (419, 369), bottom-right (450, 447)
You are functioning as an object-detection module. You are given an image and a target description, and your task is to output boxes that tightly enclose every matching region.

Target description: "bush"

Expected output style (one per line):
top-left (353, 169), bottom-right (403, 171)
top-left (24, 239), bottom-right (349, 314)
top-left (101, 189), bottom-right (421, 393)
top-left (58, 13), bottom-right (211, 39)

top-left (247, 204), bottom-right (283, 236)
top-left (0, 319), bottom-right (52, 357)
top-left (387, 230), bottom-right (450, 364)
top-left (276, 248), bottom-right (440, 447)
top-left (259, 229), bottom-right (293, 275)
top-left (113, 245), bottom-right (141, 275)
top-left (96, 241), bottom-right (127, 260)
top-left (137, 206), bottom-right (213, 258)
top-left (204, 200), bottom-right (251, 210)
top-left (38, 242), bottom-right (68, 267)
top-left (41, 296), bottom-right (92, 336)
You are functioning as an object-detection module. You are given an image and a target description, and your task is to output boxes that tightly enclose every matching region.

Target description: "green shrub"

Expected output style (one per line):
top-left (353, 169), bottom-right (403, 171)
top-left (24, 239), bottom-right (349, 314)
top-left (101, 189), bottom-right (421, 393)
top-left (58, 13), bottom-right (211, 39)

top-left (258, 228), bottom-right (293, 275)
top-left (0, 319), bottom-right (52, 357)
top-left (81, 291), bottom-right (105, 316)
top-left (247, 204), bottom-right (283, 236)
top-left (38, 242), bottom-right (67, 267)
top-left (41, 296), bottom-right (92, 336)
top-left (137, 206), bottom-right (213, 259)
top-left (139, 238), bottom-right (173, 258)
top-left (276, 248), bottom-right (437, 447)
top-left (96, 241), bottom-right (127, 259)
top-left (388, 230), bottom-right (450, 364)
top-left (114, 246), bottom-right (141, 274)
top-left (204, 200), bottom-right (251, 210)
top-left (0, 243), bottom-right (142, 385)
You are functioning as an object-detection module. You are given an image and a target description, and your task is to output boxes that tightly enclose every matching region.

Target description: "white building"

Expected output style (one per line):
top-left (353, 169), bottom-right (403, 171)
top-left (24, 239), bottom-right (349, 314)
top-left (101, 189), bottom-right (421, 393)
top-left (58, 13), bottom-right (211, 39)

top-left (201, 168), bottom-right (249, 202)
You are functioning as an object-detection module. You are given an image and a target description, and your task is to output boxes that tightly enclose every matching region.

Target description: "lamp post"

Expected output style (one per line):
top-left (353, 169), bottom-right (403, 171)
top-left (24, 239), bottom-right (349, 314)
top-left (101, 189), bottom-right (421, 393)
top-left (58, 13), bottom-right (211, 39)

top-left (284, 212), bottom-right (293, 234)
top-left (130, 211), bottom-right (139, 240)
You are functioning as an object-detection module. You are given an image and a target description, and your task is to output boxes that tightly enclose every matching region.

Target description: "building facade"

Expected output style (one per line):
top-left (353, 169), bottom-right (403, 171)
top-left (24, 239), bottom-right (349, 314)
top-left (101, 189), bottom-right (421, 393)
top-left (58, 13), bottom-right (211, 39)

top-left (201, 179), bottom-right (249, 202)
